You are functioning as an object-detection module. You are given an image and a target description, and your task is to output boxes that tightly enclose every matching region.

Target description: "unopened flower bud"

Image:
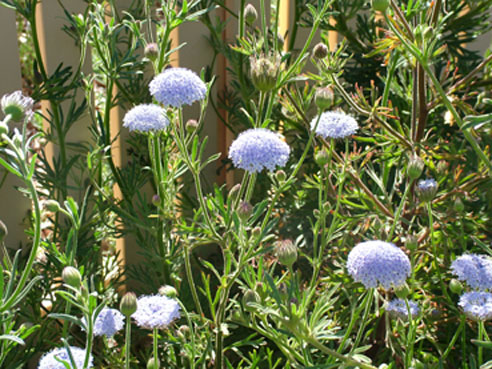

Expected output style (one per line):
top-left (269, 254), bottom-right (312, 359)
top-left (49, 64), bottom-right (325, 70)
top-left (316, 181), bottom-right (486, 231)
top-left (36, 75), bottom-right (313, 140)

top-left (251, 226), bottom-right (261, 237)
top-left (244, 4), bottom-right (257, 25)
top-left (417, 178), bottom-right (438, 202)
top-left (0, 121), bottom-right (9, 136)
top-left (449, 279), bottom-right (463, 294)
top-left (144, 43), bottom-right (159, 61)
top-left (242, 289), bottom-right (260, 310)
top-left (313, 43), bottom-right (328, 59)
top-left (147, 357), bottom-right (160, 369)
top-left (372, 0), bottom-right (390, 12)
top-left (395, 284), bottom-right (411, 299)
top-left (405, 235), bottom-right (418, 251)
top-left (62, 266), bottom-right (82, 288)
top-left (275, 170), bottom-right (286, 182)
top-left (315, 87), bottom-right (334, 110)
top-left (0, 220), bottom-right (8, 243)
top-left (250, 55), bottom-right (279, 92)
top-left (177, 325), bottom-right (190, 340)
top-left (186, 119), bottom-right (198, 133)
top-left (237, 201), bottom-right (253, 221)
top-left (45, 200), bottom-right (61, 213)
top-left (152, 194), bottom-right (160, 207)
top-left (120, 292), bottom-right (138, 316)
top-left (275, 239), bottom-right (297, 268)
top-left (228, 183), bottom-right (241, 202)
top-left (454, 197), bottom-right (465, 213)
top-left (159, 285), bottom-right (178, 298)
top-left (314, 149), bottom-right (330, 166)
top-left (407, 155), bottom-right (424, 180)
top-left (1, 91), bottom-right (34, 122)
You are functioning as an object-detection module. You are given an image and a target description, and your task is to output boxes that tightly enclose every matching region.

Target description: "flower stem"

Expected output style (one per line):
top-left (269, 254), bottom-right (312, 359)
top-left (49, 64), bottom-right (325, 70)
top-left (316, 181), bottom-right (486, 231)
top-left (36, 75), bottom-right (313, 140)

top-left (153, 328), bottom-right (159, 369)
top-left (388, 179), bottom-right (413, 241)
top-left (124, 317), bottom-right (132, 369)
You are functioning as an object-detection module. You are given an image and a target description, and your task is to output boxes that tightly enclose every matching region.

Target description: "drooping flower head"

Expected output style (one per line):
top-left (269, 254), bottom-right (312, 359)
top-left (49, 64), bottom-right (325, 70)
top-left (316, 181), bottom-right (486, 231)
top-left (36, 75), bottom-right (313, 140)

top-left (416, 178), bottom-right (438, 202)
top-left (92, 307), bottom-right (125, 337)
top-left (459, 291), bottom-right (492, 321)
top-left (386, 298), bottom-right (420, 320)
top-left (451, 254), bottom-right (492, 291)
top-left (228, 128), bottom-right (290, 173)
top-left (1, 90), bottom-right (34, 122)
top-left (123, 104), bottom-right (169, 132)
top-left (311, 111), bottom-right (358, 140)
top-left (149, 68), bottom-right (206, 108)
top-left (347, 240), bottom-right (411, 290)
top-left (38, 346), bottom-right (92, 369)
top-left (131, 294), bottom-right (180, 330)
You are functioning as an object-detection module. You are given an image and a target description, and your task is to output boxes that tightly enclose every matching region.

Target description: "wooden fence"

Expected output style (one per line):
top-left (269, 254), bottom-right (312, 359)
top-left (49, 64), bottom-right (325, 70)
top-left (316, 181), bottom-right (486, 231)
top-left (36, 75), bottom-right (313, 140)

top-left (0, 1), bottom-right (490, 268)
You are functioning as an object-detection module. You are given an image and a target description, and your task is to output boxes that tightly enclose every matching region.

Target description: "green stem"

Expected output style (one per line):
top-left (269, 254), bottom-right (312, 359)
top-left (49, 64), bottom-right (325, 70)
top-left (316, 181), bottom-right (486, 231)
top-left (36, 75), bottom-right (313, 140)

top-left (388, 179), bottom-right (413, 241)
top-left (351, 289), bottom-right (374, 352)
top-left (184, 243), bottom-right (204, 318)
top-left (153, 328), bottom-right (159, 369)
top-left (405, 298), bottom-right (416, 368)
top-left (84, 313), bottom-right (93, 368)
top-left (124, 317), bottom-right (132, 369)
top-left (478, 321), bottom-right (484, 367)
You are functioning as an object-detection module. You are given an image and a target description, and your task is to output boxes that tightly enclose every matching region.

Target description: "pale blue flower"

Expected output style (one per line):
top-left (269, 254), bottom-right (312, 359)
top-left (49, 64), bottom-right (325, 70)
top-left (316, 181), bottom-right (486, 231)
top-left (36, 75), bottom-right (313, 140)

top-left (149, 68), bottom-right (206, 107)
top-left (347, 240), bottom-right (411, 290)
top-left (311, 111), bottom-right (358, 139)
top-left (131, 294), bottom-right (180, 329)
top-left (38, 346), bottom-right (92, 369)
top-left (228, 128), bottom-right (290, 173)
top-left (416, 178), bottom-right (438, 202)
top-left (386, 298), bottom-right (420, 320)
top-left (459, 291), bottom-right (492, 321)
top-left (451, 254), bottom-right (492, 291)
top-left (123, 104), bottom-right (169, 132)
top-left (93, 308), bottom-right (125, 337)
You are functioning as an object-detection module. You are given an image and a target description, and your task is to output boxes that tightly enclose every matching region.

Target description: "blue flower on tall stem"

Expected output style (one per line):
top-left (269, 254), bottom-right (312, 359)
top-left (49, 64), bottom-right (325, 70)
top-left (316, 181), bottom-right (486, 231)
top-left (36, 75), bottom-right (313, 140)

top-left (451, 254), bottom-right (492, 291)
top-left (123, 104), bottom-right (169, 132)
top-left (310, 111), bottom-right (358, 139)
top-left (38, 346), bottom-right (92, 369)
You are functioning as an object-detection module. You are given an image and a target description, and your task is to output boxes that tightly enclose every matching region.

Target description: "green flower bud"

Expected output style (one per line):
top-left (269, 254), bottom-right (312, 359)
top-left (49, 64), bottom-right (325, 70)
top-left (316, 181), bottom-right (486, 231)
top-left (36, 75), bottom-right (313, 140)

top-left (275, 169), bottom-right (286, 182)
top-left (417, 179), bottom-right (438, 203)
top-left (120, 292), bottom-right (138, 317)
top-left (228, 183), bottom-right (241, 202)
top-left (314, 149), bottom-right (330, 166)
top-left (152, 194), bottom-right (160, 207)
top-left (147, 357), bottom-right (160, 369)
top-left (242, 289), bottom-right (260, 311)
top-left (315, 87), bottom-right (334, 110)
top-left (275, 239), bottom-right (297, 268)
top-left (372, 0), bottom-right (390, 12)
top-left (454, 196), bottom-right (465, 213)
top-left (449, 278), bottom-right (463, 295)
top-left (144, 43), bottom-right (159, 61)
top-left (1, 91), bottom-right (34, 122)
top-left (62, 266), bottom-right (82, 288)
top-left (251, 226), bottom-right (261, 238)
top-left (313, 43), bottom-right (329, 59)
top-left (45, 200), bottom-right (61, 213)
top-left (244, 4), bottom-right (257, 25)
top-left (407, 155), bottom-right (424, 180)
top-left (0, 220), bottom-right (8, 243)
top-left (237, 201), bottom-right (253, 221)
top-left (250, 54), bottom-right (279, 92)
top-left (395, 284), bottom-right (411, 299)
top-left (159, 285), bottom-right (178, 298)
top-left (405, 235), bottom-right (418, 251)
top-left (186, 119), bottom-right (198, 133)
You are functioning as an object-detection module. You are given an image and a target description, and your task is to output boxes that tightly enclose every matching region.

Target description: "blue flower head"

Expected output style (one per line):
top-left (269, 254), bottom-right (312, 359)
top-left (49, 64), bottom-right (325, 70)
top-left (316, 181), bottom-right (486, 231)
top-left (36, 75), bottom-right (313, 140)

top-left (38, 346), bottom-right (92, 369)
top-left (386, 298), bottom-right (420, 320)
top-left (93, 307), bottom-right (125, 337)
top-left (451, 254), bottom-right (492, 291)
top-left (459, 291), bottom-right (492, 321)
top-left (311, 111), bottom-right (358, 139)
top-left (228, 128), bottom-right (290, 173)
top-left (347, 240), bottom-right (411, 290)
top-left (131, 294), bottom-right (180, 330)
top-left (416, 178), bottom-right (438, 202)
top-left (123, 104), bottom-right (169, 132)
top-left (149, 68), bottom-right (206, 107)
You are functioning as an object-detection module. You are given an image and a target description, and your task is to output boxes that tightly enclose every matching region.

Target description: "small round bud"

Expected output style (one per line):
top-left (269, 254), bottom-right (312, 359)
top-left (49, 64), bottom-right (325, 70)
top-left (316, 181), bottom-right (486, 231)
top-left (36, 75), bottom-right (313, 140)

top-left (416, 178), bottom-right (438, 203)
top-left (250, 55), bottom-right (279, 92)
top-left (144, 43), bottom-right (159, 61)
top-left (228, 184), bottom-right (241, 202)
top-left (177, 325), bottom-right (191, 340)
top-left (62, 266), bottom-right (82, 288)
top-left (0, 121), bottom-right (9, 136)
top-left (275, 170), bottom-right (286, 182)
top-left (275, 239), bottom-right (297, 268)
top-left (313, 43), bottom-right (329, 59)
top-left (407, 155), bottom-right (424, 180)
top-left (237, 201), bottom-right (253, 221)
top-left (315, 87), bottom-right (334, 110)
top-left (251, 226), bottom-right (261, 238)
top-left (313, 209), bottom-right (320, 217)
top-left (186, 119), bottom-right (198, 133)
top-left (405, 235), bottom-right (418, 251)
top-left (120, 292), bottom-right (138, 316)
top-left (436, 160), bottom-right (448, 175)
top-left (147, 357), bottom-right (160, 369)
top-left (159, 285), bottom-right (178, 298)
top-left (12, 132), bottom-right (22, 147)
top-left (454, 196), bottom-right (465, 213)
top-left (449, 278), bottom-right (463, 295)
top-left (242, 289), bottom-right (260, 311)
top-left (244, 4), bottom-right (257, 25)
top-left (152, 194), bottom-right (161, 207)
top-left (0, 220), bottom-right (8, 242)
top-left (314, 149), bottom-right (330, 166)
top-left (372, 0), bottom-right (390, 12)
top-left (45, 200), bottom-right (61, 213)
top-left (322, 201), bottom-right (331, 213)
top-left (1, 91), bottom-right (34, 122)
top-left (395, 284), bottom-right (411, 299)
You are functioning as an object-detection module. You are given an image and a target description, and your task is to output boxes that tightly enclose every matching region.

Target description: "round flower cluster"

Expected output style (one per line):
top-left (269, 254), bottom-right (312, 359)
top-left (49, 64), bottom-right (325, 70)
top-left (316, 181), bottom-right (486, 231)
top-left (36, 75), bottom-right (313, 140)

top-left (451, 254), bottom-right (492, 291)
top-left (123, 104), bottom-right (169, 132)
top-left (458, 291), bottom-right (492, 321)
top-left (228, 128), bottom-right (290, 173)
top-left (132, 294), bottom-right (181, 330)
top-left (347, 240), bottom-right (411, 290)
top-left (92, 307), bottom-right (125, 337)
top-left (38, 346), bottom-right (92, 369)
top-left (386, 298), bottom-right (420, 320)
top-left (149, 68), bottom-right (206, 108)
top-left (310, 111), bottom-right (358, 140)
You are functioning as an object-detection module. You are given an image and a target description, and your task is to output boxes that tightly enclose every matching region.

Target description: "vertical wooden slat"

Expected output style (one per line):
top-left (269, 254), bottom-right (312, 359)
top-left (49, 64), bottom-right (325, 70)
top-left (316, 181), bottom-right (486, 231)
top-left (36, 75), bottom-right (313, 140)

top-left (0, 6), bottom-right (30, 248)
